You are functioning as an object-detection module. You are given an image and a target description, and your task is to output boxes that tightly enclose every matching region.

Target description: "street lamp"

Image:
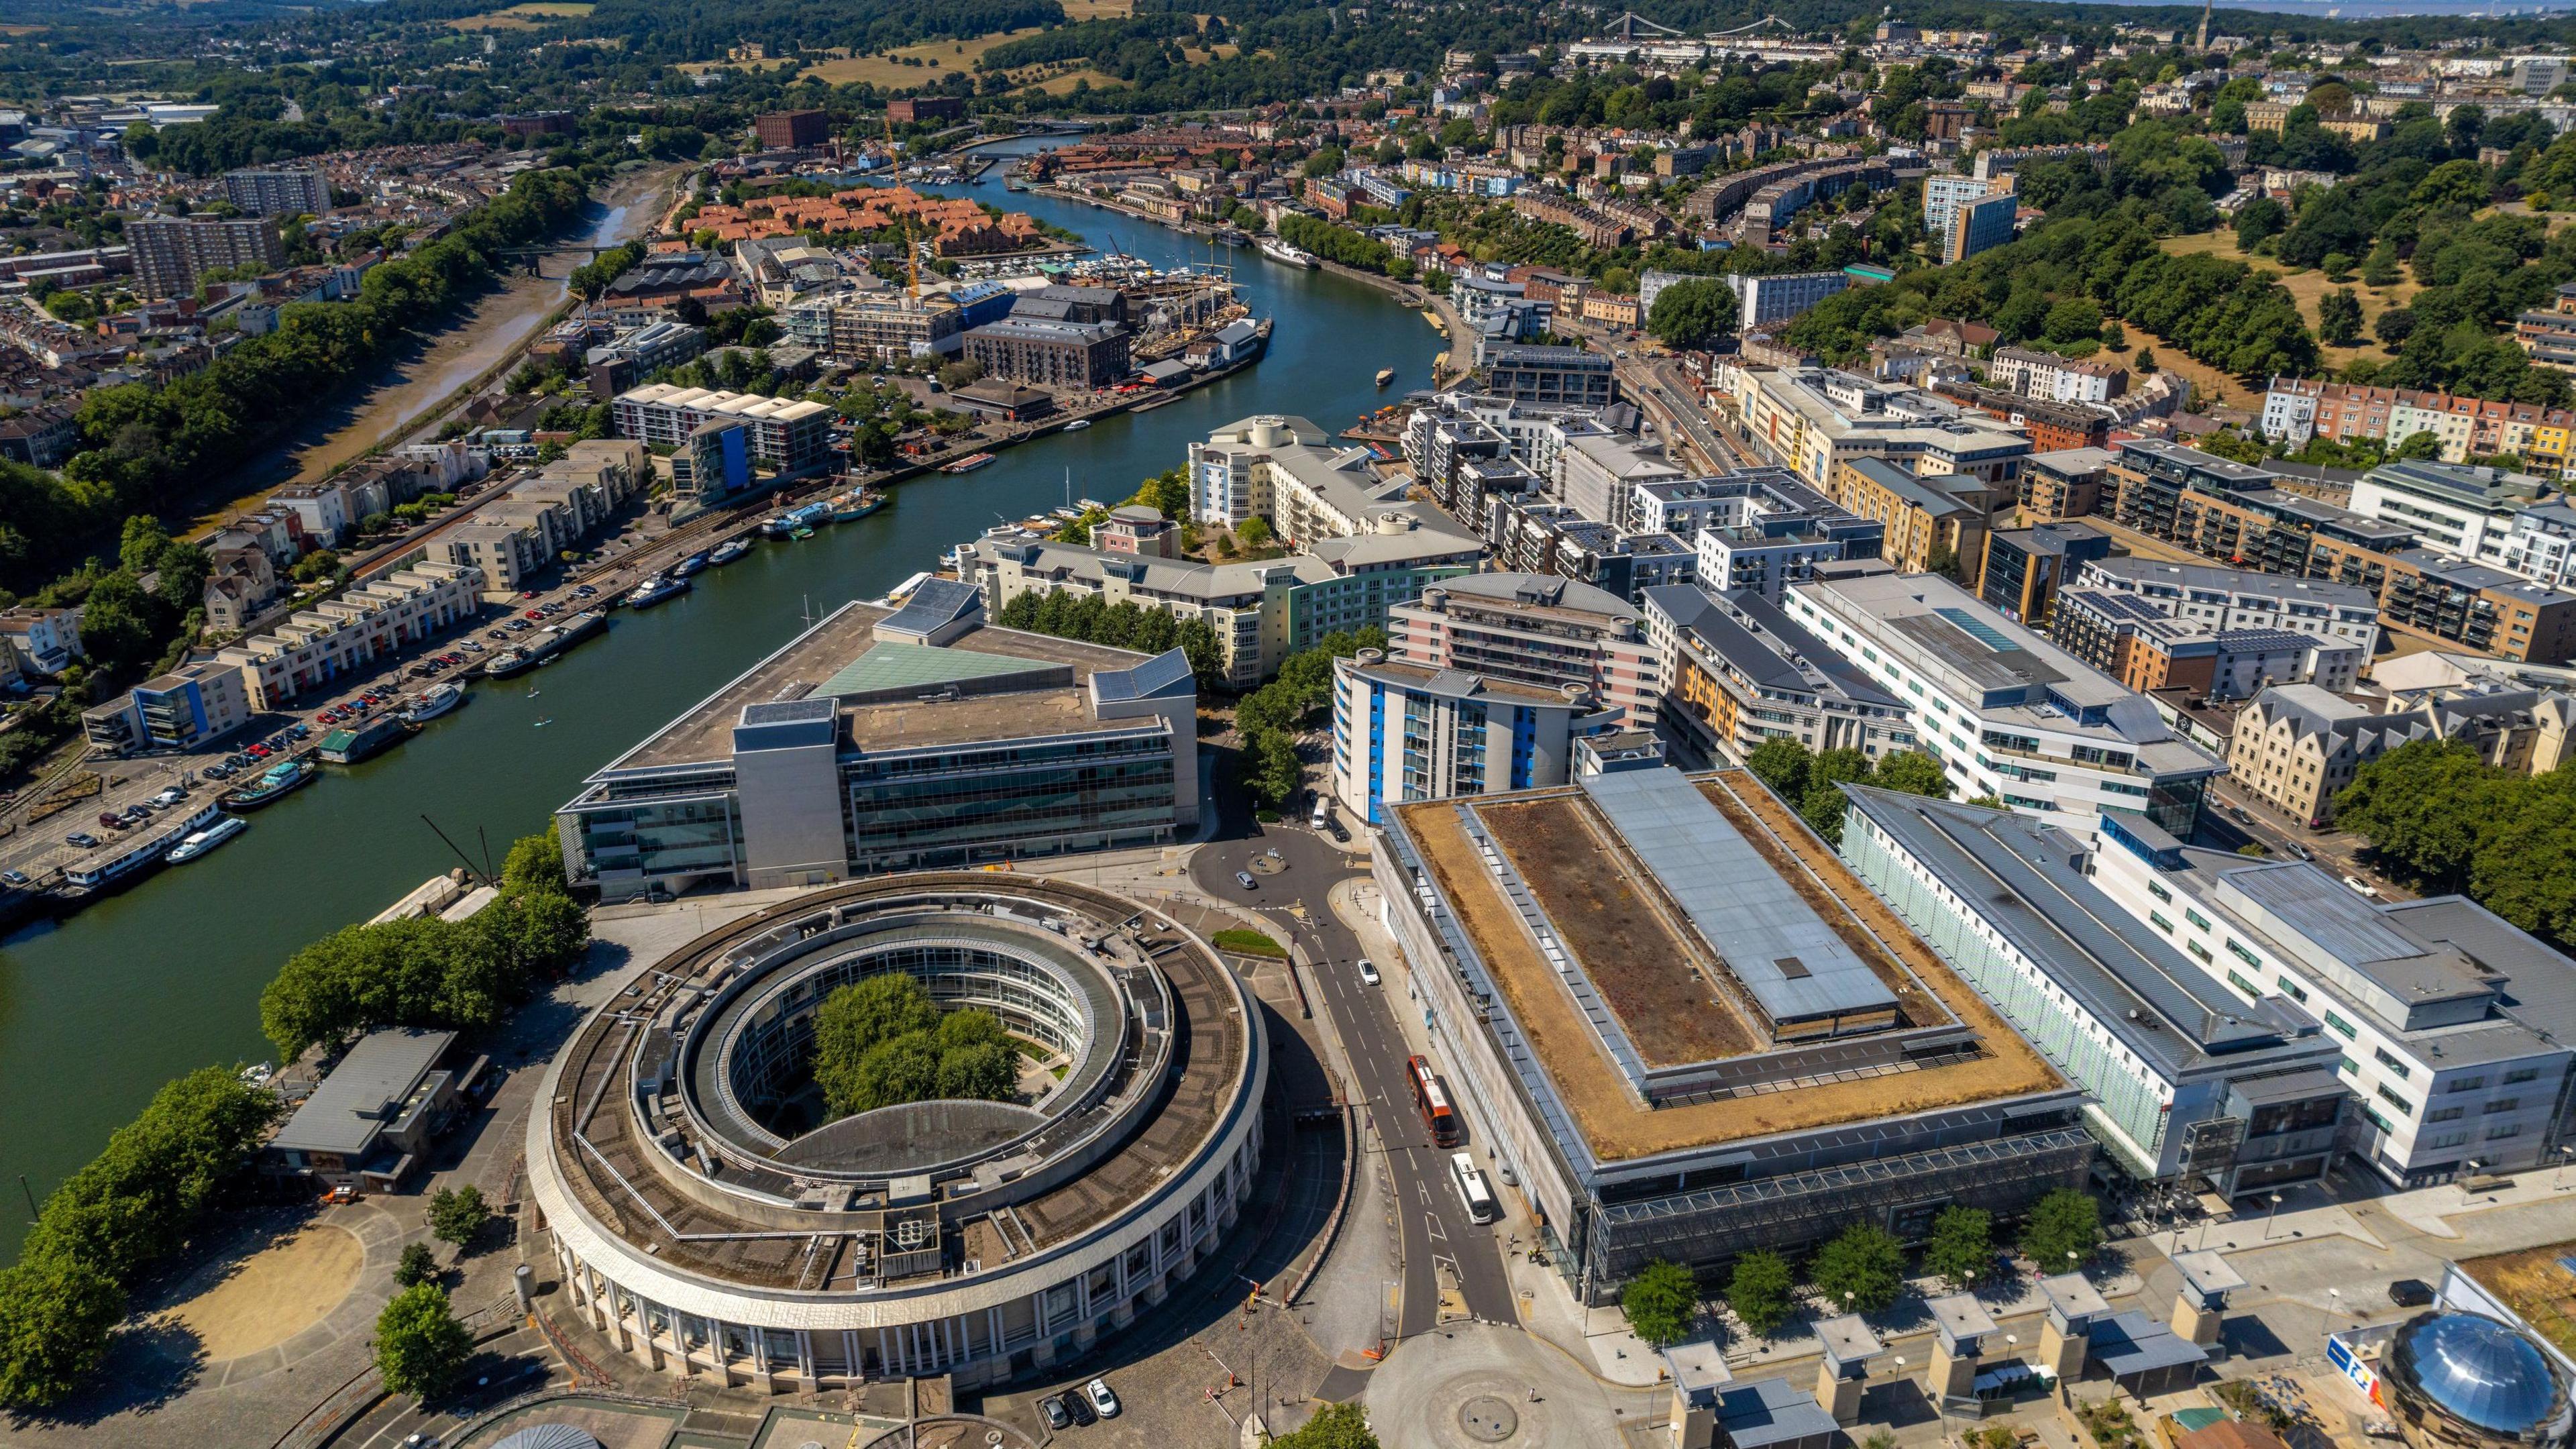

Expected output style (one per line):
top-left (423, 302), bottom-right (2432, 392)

top-left (2263, 1191), bottom-right (2284, 1242)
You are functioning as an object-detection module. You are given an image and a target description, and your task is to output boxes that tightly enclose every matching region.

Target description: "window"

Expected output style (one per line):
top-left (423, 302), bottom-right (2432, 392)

top-left (2483, 1097), bottom-right (2521, 1115)
top-left (2277, 978), bottom-right (2308, 1003)
top-left (2225, 970), bottom-right (2262, 1000)
top-left (2427, 1106), bottom-right (2465, 1123)
top-left (2189, 941), bottom-right (2213, 964)
top-left (2505, 1067), bottom-right (2540, 1085)
top-left (2340, 1056), bottom-right (2359, 1076)
top-left (2324, 1010), bottom-right (2357, 1040)
top-left (2376, 1085), bottom-right (2414, 1116)
top-left (2363, 1106), bottom-right (2395, 1133)
top-left (2226, 939), bottom-right (2261, 967)
top-left (2149, 911), bottom-right (2174, 934)
top-left (2148, 881), bottom-right (2171, 904)
top-left (2426, 1130), bottom-right (2471, 1150)
top-left (2449, 1076), bottom-right (2487, 1093)
top-left (2186, 908), bottom-right (2212, 930)
top-left (2373, 1048), bottom-right (2411, 1081)
top-left (2488, 1122), bottom-right (2523, 1141)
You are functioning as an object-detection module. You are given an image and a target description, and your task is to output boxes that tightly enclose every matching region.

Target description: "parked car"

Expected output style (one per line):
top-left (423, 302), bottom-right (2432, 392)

top-left (2288, 843), bottom-right (2314, 861)
top-left (66, 832), bottom-right (99, 848)
top-left (1040, 1395), bottom-right (1073, 1431)
top-left (1358, 959), bottom-right (1381, 987)
top-left (2, 870), bottom-right (28, 886)
top-left (1064, 1389), bottom-right (1096, 1426)
top-left (2343, 874), bottom-right (2381, 899)
top-left (2389, 1278), bottom-right (2436, 1307)
top-left (1085, 1379), bottom-right (1120, 1419)
top-left (1235, 871), bottom-right (1257, 890)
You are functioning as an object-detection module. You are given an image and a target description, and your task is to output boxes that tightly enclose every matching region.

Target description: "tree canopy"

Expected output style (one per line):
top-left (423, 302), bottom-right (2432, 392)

top-left (809, 974), bottom-right (1020, 1118)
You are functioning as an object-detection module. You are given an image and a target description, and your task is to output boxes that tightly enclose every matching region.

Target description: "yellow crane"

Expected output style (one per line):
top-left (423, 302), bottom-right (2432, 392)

top-left (885, 112), bottom-right (920, 299)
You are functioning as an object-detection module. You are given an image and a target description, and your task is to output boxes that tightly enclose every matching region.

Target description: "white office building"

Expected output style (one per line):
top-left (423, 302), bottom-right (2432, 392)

top-left (1786, 572), bottom-right (2225, 837)
top-left (1329, 649), bottom-right (1623, 824)
top-left (2086, 816), bottom-right (2576, 1189)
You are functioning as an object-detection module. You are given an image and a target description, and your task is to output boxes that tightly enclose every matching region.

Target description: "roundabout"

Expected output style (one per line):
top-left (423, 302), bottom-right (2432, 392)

top-left (527, 873), bottom-right (1266, 1393)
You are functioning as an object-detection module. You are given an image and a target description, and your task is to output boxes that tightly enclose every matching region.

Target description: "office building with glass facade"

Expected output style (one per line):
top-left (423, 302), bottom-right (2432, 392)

top-left (557, 583), bottom-right (1196, 900)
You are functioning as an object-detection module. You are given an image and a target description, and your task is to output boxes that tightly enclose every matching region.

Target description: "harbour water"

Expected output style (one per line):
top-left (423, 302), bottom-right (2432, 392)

top-left (0, 148), bottom-right (1442, 1256)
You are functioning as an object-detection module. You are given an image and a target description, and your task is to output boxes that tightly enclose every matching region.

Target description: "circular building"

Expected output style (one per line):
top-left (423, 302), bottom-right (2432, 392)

top-left (2384, 1309), bottom-right (2575, 1448)
top-left (527, 875), bottom-right (1266, 1391)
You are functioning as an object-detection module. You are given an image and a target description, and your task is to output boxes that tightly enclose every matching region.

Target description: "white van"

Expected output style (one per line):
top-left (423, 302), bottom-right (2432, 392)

top-left (1310, 796), bottom-right (1331, 830)
top-left (1450, 1150), bottom-right (1499, 1224)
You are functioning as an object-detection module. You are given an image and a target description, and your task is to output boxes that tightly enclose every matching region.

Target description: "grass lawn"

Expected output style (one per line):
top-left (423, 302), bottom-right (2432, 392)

top-left (793, 30), bottom-right (1044, 86)
top-left (447, 1), bottom-right (592, 29)
top-left (2161, 230), bottom-right (2419, 370)
top-left (1016, 67), bottom-right (1124, 95)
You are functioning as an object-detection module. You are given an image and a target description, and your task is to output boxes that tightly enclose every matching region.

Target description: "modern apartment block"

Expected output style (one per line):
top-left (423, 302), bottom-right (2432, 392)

top-left (610, 384), bottom-right (833, 472)
top-left (1825, 457), bottom-right (2001, 578)
top-left (2068, 557), bottom-right (2382, 653)
top-left (1980, 521), bottom-right (2111, 625)
top-left (1730, 366), bottom-right (2031, 494)
top-left (1943, 191), bottom-right (2019, 264)
top-left (1725, 270), bottom-right (1849, 329)
top-left (2349, 460), bottom-right (2548, 567)
top-left (1329, 649), bottom-right (1624, 822)
top-left (2051, 592), bottom-right (2365, 699)
top-left (80, 659), bottom-right (254, 754)
top-left (557, 586), bottom-right (1197, 900)
top-left (1644, 584), bottom-right (1915, 767)
top-left (973, 527), bottom-right (1477, 690)
top-left (221, 166), bottom-right (332, 217)
top-left (127, 215), bottom-right (284, 299)
top-left (1387, 572), bottom-right (1662, 725)
top-left (2086, 820), bottom-right (2576, 1189)
top-left (216, 561), bottom-right (485, 708)
top-left (1786, 572), bottom-right (2225, 837)
top-left (1841, 794), bottom-right (2349, 1195)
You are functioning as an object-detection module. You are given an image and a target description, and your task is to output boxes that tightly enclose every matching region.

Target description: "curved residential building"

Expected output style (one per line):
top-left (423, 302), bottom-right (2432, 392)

top-left (527, 874), bottom-right (1265, 1390)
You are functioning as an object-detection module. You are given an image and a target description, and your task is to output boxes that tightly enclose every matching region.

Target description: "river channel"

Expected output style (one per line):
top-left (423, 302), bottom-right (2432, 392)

top-left (0, 144), bottom-right (1443, 1255)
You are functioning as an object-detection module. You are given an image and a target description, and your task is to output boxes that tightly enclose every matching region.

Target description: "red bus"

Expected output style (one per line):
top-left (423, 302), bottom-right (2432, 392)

top-left (1407, 1055), bottom-right (1461, 1146)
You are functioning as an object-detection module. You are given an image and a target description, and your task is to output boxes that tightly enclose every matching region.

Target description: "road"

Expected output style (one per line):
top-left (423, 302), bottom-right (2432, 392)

top-left (1187, 806), bottom-right (1518, 1341)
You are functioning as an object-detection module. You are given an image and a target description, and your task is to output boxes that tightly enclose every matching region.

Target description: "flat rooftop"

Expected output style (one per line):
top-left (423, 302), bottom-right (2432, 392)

top-left (1391, 770), bottom-right (2062, 1162)
top-left (603, 602), bottom-right (1159, 773)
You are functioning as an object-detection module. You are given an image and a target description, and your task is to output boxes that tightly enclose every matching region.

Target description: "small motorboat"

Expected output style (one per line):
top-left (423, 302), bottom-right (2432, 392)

top-left (1063, 419), bottom-right (1091, 431)
top-left (1376, 367), bottom-right (1395, 387)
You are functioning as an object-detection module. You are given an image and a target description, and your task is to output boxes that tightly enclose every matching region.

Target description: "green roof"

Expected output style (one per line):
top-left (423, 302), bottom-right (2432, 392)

top-left (817, 641), bottom-right (1055, 698)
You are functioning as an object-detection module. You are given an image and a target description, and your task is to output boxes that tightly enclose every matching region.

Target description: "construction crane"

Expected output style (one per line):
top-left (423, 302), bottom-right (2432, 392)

top-left (884, 112), bottom-right (920, 299)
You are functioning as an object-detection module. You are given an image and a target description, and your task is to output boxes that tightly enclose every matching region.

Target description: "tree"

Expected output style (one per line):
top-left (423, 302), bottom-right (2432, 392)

top-left (1272, 1403), bottom-right (1380, 1448)
top-left (2019, 1188), bottom-right (2102, 1271)
top-left (2392, 429), bottom-right (2445, 460)
top-left (1724, 1248), bottom-right (1796, 1336)
top-left (1923, 1206), bottom-right (1994, 1290)
top-left (810, 974), bottom-right (1020, 1117)
top-left (1871, 750), bottom-right (1953, 800)
top-left (501, 830), bottom-right (568, 896)
top-left (0, 1250), bottom-right (125, 1409)
top-left (1647, 278), bottom-right (1740, 350)
top-left (1237, 515), bottom-right (1275, 549)
top-left (2318, 288), bottom-right (2365, 347)
top-left (1810, 1222), bottom-right (1904, 1314)
top-left (394, 1241), bottom-right (439, 1288)
top-left (1620, 1258), bottom-right (1699, 1347)
top-left (2136, 347), bottom-right (2158, 374)
top-left (1745, 737), bottom-right (1812, 802)
top-left (428, 1185), bottom-right (490, 1248)
top-left (373, 1283), bottom-right (471, 1401)
top-left (76, 571), bottom-right (160, 673)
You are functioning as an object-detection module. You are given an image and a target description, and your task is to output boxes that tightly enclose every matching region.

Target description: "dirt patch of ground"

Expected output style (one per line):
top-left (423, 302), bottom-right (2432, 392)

top-left (2459, 1242), bottom-right (2576, 1362)
top-left (155, 1222), bottom-right (364, 1360)
top-left (1060, 0), bottom-right (1133, 15)
top-left (1017, 68), bottom-right (1125, 96)
top-left (1477, 794), bottom-right (1759, 1065)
